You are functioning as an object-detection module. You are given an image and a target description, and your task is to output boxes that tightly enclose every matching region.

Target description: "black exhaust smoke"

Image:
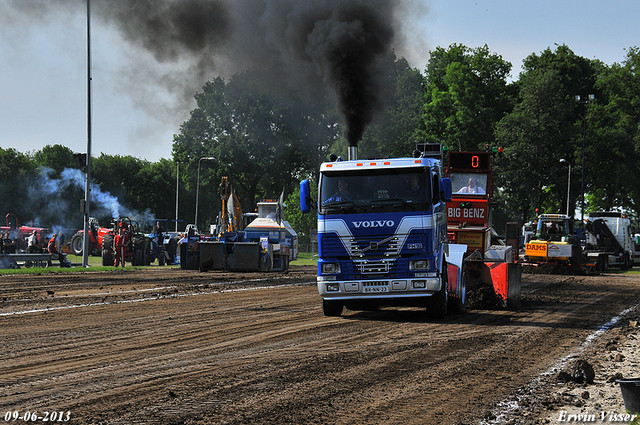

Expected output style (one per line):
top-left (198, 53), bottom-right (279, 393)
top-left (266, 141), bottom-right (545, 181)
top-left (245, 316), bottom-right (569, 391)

top-left (3, 0), bottom-right (409, 147)
top-left (303, 2), bottom-right (394, 146)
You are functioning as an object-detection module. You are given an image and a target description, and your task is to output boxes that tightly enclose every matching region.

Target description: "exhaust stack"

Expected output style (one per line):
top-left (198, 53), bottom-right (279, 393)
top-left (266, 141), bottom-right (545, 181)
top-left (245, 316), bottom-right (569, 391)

top-left (348, 146), bottom-right (357, 161)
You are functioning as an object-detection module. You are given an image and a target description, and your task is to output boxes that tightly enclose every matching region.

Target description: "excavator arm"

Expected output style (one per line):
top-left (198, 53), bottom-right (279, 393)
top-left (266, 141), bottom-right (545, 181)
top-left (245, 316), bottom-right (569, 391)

top-left (219, 177), bottom-right (244, 234)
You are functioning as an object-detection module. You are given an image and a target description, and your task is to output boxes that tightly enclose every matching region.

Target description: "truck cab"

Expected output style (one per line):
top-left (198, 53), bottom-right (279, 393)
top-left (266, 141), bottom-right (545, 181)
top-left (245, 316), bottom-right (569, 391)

top-left (300, 144), bottom-right (468, 317)
top-left (524, 214), bottom-right (575, 263)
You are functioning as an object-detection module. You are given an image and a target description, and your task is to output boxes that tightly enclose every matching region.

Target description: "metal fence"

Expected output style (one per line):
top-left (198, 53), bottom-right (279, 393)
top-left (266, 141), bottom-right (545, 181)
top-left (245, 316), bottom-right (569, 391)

top-left (297, 232), bottom-right (318, 253)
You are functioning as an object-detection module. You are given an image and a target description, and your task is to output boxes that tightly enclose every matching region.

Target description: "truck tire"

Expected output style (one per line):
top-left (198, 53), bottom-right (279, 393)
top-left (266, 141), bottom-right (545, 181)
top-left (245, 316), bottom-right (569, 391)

top-left (71, 233), bottom-right (84, 255)
top-left (427, 264), bottom-right (448, 319)
top-left (158, 253), bottom-right (166, 266)
top-left (448, 264), bottom-right (467, 314)
top-left (621, 254), bottom-right (629, 270)
top-left (322, 299), bottom-right (343, 317)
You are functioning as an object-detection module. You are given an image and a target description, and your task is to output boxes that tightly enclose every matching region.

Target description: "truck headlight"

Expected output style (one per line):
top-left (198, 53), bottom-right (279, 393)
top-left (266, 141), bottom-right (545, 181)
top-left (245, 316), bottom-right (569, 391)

top-left (409, 259), bottom-right (430, 270)
top-left (321, 263), bottom-right (341, 274)
top-left (326, 283), bottom-right (340, 292)
top-left (412, 280), bottom-right (426, 288)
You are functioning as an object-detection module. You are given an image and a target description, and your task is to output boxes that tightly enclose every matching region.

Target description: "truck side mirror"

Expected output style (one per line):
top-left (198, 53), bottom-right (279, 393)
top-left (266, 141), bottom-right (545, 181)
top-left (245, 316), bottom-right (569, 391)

top-left (440, 177), bottom-right (452, 202)
top-left (300, 180), bottom-right (311, 214)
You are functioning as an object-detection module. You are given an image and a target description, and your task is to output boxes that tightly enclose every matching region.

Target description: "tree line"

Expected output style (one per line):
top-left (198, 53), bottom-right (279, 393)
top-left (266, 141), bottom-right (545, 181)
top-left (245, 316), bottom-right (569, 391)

top-left (2, 43), bottom-right (639, 236)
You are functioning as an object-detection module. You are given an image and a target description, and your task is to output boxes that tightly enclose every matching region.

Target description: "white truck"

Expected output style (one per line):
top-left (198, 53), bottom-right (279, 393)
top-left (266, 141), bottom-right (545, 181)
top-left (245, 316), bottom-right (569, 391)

top-left (584, 211), bottom-right (638, 271)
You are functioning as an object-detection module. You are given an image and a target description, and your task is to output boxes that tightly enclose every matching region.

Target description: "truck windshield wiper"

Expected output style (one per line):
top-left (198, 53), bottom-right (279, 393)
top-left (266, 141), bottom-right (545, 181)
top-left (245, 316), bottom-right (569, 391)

top-left (370, 198), bottom-right (416, 210)
top-left (323, 200), bottom-right (366, 212)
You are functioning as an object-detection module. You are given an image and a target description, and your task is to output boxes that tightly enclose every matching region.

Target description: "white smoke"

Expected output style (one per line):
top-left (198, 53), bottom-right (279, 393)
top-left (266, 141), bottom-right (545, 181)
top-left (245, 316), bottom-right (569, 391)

top-left (29, 167), bottom-right (156, 233)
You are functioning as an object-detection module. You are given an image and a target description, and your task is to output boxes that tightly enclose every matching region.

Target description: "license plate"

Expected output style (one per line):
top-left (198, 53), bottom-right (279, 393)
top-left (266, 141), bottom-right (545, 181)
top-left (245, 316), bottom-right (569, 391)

top-left (364, 286), bottom-right (389, 293)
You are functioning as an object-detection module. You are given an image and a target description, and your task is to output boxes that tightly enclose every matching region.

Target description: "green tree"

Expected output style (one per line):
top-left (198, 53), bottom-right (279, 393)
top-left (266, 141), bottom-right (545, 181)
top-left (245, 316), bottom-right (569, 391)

top-left (0, 147), bottom-right (36, 223)
top-left (494, 45), bottom-right (598, 224)
top-left (33, 144), bottom-right (76, 177)
top-left (356, 56), bottom-right (426, 158)
top-left (422, 43), bottom-right (514, 152)
top-left (587, 47), bottom-right (640, 216)
top-left (284, 180), bottom-right (318, 237)
top-left (172, 72), bottom-right (337, 229)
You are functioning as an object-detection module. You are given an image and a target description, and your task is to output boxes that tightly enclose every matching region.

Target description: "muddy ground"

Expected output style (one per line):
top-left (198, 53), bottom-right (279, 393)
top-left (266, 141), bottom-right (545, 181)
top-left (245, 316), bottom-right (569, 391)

top-left (0, 266), bottom-right (639, 425)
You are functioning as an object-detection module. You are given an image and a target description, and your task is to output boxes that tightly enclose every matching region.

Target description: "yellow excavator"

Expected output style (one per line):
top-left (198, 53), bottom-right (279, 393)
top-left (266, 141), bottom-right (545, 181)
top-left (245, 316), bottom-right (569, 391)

top-left (196, 177), bottom-right (298, 272)
top-left (218, 176), bottom-right (244, 235)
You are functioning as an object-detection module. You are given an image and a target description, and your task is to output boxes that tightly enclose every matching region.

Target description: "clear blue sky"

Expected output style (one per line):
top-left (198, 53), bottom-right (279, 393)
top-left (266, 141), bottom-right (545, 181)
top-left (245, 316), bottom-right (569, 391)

top-left (1, 0), bottom-right (638, 162)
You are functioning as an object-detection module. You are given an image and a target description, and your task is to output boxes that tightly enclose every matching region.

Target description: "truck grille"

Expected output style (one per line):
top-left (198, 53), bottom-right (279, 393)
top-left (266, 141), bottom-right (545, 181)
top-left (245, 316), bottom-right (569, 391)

top-left (352, 258), bottom-right (396, 275)
top-left (348, 236), bottom-right (401, 256)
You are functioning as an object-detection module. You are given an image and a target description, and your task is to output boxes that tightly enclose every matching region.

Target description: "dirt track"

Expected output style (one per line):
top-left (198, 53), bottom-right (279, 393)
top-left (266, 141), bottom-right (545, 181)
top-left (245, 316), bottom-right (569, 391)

top-left (1, 266), bottom-right (639, 425)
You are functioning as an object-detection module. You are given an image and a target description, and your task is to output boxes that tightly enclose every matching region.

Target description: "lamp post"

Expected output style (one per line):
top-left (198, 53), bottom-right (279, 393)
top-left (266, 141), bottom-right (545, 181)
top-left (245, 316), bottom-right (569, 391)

top-left (175, 162), bottom-right (180, 232)
top-left (559, 159), bottom-right (571, 216)
top-left (575, 94), bottom-right (595, 239)
top-left (195, 157), bottom-right (215, 230)
top-left (82, 0), bottom-right (92, 268)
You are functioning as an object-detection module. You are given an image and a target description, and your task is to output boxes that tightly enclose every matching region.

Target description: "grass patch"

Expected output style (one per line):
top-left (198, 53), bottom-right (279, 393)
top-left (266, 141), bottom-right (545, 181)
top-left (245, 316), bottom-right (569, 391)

top-left (0, 252), bottom-right (316, 275)
top-left (0, 254), bottom-right (177, 275)
top-left (292, 252), bottom-right (318, 267)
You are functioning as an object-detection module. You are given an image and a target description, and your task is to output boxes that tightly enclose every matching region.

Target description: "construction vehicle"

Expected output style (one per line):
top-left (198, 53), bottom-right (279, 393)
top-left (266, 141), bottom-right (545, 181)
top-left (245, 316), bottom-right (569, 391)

top-left (300, 143), bottom-right (487, 318)
top-left (633, 234), bottom-right (640, 266)
top-left (69, 217), bottom-right (112, 256)
top-left (445, 149), bottom-right (521, 308)
top-left (100, 217), bottom-right (147, 266)
top-left (523, 214), bottom-right (581, 269)
top-left (583, 211), bottom-right (637, 271)
top-left (195, 177), bottom-right (298, 272)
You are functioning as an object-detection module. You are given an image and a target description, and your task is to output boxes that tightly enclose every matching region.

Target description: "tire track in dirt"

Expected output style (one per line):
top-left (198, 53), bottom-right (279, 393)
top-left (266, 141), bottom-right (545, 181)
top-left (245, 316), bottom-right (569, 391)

top-left (0, 269), bottom-right (639, 424)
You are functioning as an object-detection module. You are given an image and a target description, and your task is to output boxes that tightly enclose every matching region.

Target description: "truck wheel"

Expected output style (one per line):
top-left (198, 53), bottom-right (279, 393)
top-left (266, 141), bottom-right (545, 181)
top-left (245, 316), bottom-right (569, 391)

top-left (448, 265), bottom-right (467, 314)
top-left (427, 263), bottom-right (448, 319)
top-left (158, 253), bottom-right (166, 266)
top-left (622, 255), bottom-right (629, 270)
top-left (322, 299), bottom-right (343, 317)
top-left (71, 233), bottom-right (84, 255)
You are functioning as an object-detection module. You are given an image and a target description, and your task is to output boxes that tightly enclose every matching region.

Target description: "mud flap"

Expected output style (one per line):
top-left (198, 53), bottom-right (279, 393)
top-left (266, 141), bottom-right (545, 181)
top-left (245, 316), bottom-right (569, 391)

top-left (483, 262), bottom-right (522, 309)
top-left (445, 244), bottom-right (467, 301)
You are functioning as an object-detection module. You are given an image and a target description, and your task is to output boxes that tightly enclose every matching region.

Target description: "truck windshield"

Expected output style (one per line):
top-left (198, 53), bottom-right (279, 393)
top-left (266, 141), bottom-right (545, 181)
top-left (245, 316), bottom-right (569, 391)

top-left (319, 168), bottom-right (431, 215)
top-left (536, 219), bottom-right (571, 241)
top-left (450, 172), bottom-right (488, 195)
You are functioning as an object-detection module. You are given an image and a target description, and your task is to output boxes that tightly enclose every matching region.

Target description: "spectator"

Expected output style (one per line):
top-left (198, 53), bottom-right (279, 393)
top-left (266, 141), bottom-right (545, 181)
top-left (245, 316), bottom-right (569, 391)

top-left (27, 230), bottom-right (41, 253)
top-left (47, 233), bottom-right (68, 267)
top-left (113, 227), bottom-right (127, 268)
top-left (3, 232), bottom-right (16, 254)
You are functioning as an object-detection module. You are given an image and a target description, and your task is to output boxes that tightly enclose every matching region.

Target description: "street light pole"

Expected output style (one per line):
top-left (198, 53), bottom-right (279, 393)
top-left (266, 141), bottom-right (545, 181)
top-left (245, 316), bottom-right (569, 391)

top-left (560, 159), bottom-right (571, 216)
top-left (195, 157), bottom-right (215, 231)
top-left (175, 162), bottom-right (180, 232)
top-left (575, 94), bottom-right (595, 240)
top-left (82, 0), bottom-right (92, 268)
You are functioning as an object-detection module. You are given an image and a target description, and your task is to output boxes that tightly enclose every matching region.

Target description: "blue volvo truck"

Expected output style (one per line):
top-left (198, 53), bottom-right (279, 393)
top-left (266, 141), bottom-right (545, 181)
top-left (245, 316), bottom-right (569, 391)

top-left (300, 144), bottom-right (468, 317)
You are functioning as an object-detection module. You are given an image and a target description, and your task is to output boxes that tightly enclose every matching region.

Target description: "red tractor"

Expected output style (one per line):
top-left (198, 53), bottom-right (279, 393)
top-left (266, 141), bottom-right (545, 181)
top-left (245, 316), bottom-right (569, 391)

top-left (69, 217), bottom-right (112, 256)
top-left (100, 217), bottom-right (147, 266)
top-left (1, 213), bottom-right (49, 252)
